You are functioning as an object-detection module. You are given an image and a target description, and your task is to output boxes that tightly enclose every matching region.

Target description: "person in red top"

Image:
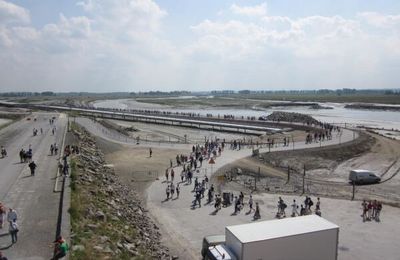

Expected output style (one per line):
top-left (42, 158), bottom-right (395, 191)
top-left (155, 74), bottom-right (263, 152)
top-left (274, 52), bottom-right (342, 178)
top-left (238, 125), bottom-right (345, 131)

top-left (361, 200), bottom-right (368, 222)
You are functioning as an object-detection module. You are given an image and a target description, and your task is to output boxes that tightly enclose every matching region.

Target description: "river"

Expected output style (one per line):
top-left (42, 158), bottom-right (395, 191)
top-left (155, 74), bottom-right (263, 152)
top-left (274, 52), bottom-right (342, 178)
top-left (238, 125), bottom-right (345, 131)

top-left (92, 98), bottom-right (400, 130)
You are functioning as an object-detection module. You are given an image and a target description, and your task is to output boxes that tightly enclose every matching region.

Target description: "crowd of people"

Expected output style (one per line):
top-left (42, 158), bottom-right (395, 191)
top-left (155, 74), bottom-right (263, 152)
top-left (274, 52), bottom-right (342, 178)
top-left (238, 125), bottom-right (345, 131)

top-left (361, 200), bottom-right (383, 222)
top-left (0, 115), bottom-right (71, 259)
top-left (159, 136), bottom-right (331, 221)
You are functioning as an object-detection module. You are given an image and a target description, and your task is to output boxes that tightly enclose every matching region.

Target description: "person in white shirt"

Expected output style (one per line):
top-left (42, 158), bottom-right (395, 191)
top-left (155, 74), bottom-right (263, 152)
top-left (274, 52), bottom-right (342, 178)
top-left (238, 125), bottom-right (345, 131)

top-left (6, 208), bottom-right (17, 225)
top-left (291, 199), bottom-right (299, 217)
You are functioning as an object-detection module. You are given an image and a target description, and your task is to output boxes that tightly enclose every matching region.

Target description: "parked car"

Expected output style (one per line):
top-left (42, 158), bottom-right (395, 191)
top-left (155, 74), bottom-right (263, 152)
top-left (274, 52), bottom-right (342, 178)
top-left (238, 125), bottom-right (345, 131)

top-left (349, 169), bottom-right (381, 185)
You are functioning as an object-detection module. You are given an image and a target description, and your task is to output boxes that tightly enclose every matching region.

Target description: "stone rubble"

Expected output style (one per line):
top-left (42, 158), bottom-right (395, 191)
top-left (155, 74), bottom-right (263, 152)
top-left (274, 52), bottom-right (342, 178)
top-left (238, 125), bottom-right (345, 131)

top-left (71, 127), bottom-right (173, 259)
top-left (266, 111), bottom-right (319, 125)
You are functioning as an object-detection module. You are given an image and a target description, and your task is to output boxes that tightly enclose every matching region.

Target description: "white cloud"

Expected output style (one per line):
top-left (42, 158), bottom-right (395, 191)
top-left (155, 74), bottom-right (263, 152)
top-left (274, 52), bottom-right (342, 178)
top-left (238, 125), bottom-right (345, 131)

top-left (230, 3), bottom-right (267, 17)
top-left (0, 0), bottom-right (178, 91)
top-left (0, 0), bottom-right (30, 24)
top-left (186, 11), bottom-right (400, 89)
top-left (358, 12), bottom-right (400, 28)
top-left (0, 0), bottom-right (399, 91)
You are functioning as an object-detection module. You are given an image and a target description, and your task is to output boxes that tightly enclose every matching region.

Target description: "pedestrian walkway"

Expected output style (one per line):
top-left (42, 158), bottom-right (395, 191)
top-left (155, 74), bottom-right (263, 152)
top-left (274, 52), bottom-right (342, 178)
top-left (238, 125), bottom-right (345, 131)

top-left (0, 113), bottom-right (67, 259)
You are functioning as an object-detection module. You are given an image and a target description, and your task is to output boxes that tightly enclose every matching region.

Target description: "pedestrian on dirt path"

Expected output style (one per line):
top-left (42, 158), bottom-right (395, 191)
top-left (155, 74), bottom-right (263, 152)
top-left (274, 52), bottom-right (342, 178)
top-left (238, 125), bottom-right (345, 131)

top-left (367, 201), bottom-right (373, 221)
top-left (291, 199), bottom-right (299, 217)
top-left (171, 169), bottom-right (175, 182)
top-left (165, 169), bottom-right (169, 181)
top-left (7, 208), bottom-right (17, 225)
top-left (0, 251), bottom-right (8, 260)
top-left (29, 161), bottom-right (37, 176)
top-left (9, 219), bottom-right (18, 244)
top-left (248, 195), bottom-right (253, 212)
top-left (362, 200), bottom-right (368, 222)
top-left (0, 203), bottom-right (5, 229)
top-left (375, 201), bottom-right (382, 222)
top-left (254, 202), bottom-right (260, 220)
top-left (170, 183), bottom-right (175, 198)
top-left (166, 185), bottom-right (170, 200)
top-left (176, 184), bottom-right (180, 198)
top-left (149, 148), bottom-right (152, 158)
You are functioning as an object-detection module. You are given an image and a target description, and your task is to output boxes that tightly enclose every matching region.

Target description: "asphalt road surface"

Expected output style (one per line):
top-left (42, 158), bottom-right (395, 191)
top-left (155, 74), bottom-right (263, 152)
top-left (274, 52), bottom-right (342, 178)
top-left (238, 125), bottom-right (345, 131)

top-left (0, 112), bottom-right (67, 260)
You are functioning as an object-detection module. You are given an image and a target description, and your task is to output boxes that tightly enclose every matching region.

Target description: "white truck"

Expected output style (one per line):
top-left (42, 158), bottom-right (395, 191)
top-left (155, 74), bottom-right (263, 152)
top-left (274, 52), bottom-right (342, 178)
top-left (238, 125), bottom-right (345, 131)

top-left (204, 215), bottom-right (339, 260)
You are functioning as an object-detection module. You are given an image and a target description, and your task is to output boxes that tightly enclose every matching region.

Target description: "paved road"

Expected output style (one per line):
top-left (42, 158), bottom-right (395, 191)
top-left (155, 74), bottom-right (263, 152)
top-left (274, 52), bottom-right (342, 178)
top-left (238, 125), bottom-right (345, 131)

top-left (0, 112), bottom-right (67, 260)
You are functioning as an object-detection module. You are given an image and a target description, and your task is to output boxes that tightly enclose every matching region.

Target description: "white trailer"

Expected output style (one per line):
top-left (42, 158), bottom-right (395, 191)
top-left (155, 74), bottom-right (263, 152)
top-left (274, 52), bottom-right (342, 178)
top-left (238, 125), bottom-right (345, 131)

top-left (225, 215), bottom-right (339, 260)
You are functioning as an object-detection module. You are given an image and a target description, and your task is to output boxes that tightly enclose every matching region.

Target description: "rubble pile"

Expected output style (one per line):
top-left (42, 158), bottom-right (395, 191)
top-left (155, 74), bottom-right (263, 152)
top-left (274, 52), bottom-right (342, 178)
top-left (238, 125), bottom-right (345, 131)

top-left (70, 126), bottom-right (173, 259)
top-left (266, 111), bottom-right (319, 125)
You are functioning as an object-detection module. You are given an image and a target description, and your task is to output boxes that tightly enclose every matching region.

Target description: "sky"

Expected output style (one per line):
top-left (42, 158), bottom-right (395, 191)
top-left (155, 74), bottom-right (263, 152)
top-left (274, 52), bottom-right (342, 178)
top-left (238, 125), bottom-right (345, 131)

top-left (0, 0), bottom-right (399, 92)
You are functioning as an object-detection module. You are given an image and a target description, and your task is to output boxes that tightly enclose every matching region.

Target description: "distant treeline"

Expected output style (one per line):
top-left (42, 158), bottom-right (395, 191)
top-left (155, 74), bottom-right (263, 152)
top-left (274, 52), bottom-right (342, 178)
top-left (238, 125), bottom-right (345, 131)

top-left (1, 89), bottom-right (399, 97)
top-left (130, 91), bottom-right (191, 96)
top-left (0, 91), bottom-right (56, 97)
top-left (215, 88), bottom-right (400, 96)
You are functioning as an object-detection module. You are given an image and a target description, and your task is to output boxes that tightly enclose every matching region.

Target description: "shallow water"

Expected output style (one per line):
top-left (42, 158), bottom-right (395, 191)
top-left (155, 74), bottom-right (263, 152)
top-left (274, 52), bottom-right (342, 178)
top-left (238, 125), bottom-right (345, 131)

top-left (0, 118), bottom-right (11, 127)
top-left (93, 99), bottom-right (400, 130)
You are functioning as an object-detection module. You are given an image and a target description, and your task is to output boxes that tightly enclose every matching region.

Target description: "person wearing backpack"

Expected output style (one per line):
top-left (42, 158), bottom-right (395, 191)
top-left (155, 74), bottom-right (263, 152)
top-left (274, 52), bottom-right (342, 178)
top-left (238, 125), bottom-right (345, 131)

top-left (28, 161), bottom-right (37, 176)
top-left (9, 219), bottom-right (18, 244)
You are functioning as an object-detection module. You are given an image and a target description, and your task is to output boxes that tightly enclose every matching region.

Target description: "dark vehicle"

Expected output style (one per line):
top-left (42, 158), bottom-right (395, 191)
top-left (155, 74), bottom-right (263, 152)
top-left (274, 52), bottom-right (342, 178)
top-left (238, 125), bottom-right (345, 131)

top-left (349, 169), bottom-right (381, 185)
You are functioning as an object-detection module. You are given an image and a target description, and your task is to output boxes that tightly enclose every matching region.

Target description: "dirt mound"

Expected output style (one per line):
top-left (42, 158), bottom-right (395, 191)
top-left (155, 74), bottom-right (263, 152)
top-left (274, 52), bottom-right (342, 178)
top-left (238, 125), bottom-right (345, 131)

top-left (260, 132), bottom-right (374, 172)
top-left (266, 111), bottom-right (319, 125)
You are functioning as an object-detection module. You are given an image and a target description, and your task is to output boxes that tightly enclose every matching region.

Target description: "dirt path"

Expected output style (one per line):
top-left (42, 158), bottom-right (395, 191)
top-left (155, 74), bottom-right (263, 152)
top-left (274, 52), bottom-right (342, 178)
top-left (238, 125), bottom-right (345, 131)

top-left (75, 117), bottom-right (359, 259)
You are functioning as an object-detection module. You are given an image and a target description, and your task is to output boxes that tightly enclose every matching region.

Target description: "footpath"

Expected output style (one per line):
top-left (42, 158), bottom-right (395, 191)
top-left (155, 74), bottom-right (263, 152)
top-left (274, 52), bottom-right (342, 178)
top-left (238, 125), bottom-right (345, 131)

top-left (0, 113), bottom-right (67, 259)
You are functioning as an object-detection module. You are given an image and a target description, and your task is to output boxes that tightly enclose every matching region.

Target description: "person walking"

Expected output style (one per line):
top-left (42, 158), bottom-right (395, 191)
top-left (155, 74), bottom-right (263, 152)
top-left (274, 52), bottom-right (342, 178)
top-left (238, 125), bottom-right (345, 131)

top-left (248, 195), bottom-right (253, 213)
top-left (9, 219), bottom-right (18, 244)
top-left (375, 201), bottom-right (382, 222)
top-left (19, 149), bottom-right (24, 163)
top-left (6, 208), bottom-right (17, 225)
top-left (316, 197), bottom-right (321, 211)
top-left (253, 202), bottom-right (260, 220)
top-left (63, 163), bottom-right (69, 177)
top-left (165, 169), bottom-right (169, 181)
top-left (176, 184), bottom-right (180, 198)
top-left (29, 161), bottom-right (37, 176)
top-left (0, 203), bottom-right (5, 229)
top-left (291, 199), bottom-right (299, 217)
top-left (362, 200), bottom-right (368, 222)
top-left (149, 148), bottom-right (152, 158)
top-left (166, 185), bottom-right (170, 200)
top-left (367, 201), bottom-right (373, 221)
top-left (170, 183), bottom-right (175, 198)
